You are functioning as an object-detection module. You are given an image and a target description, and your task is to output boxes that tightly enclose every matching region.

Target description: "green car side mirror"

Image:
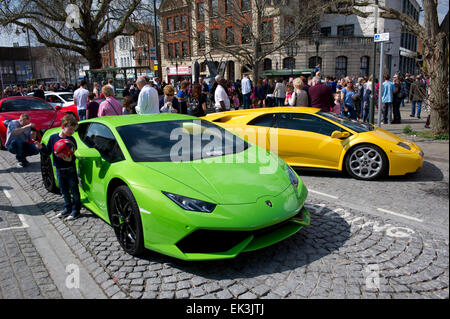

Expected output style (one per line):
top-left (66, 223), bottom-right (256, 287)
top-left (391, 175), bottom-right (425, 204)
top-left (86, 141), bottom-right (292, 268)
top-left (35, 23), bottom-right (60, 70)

top-left (331, 131), bottom-right (350, 139)
top-left (75, 147), bottom-right (101, 159)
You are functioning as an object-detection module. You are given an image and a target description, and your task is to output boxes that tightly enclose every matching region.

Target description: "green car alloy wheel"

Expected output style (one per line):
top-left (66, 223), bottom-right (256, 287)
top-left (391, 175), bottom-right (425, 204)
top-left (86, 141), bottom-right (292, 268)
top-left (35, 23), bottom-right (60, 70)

top-left (40, 114), bottom-right (310, 260)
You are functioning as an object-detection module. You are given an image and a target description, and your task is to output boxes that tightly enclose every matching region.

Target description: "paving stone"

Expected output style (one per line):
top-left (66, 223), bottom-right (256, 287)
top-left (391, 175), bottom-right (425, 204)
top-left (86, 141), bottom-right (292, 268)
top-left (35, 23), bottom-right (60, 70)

top-left (1, 149), bottom-right (448, 301)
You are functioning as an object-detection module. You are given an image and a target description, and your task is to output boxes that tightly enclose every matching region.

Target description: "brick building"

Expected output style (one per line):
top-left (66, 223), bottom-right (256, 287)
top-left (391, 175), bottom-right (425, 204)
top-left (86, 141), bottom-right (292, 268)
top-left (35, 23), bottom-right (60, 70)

top-left (159, 0), bottom-right (422, 83)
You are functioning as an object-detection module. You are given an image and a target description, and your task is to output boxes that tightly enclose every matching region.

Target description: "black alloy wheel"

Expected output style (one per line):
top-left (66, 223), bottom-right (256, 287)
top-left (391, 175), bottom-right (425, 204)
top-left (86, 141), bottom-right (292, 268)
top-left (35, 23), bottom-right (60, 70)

top-left (40, 153), bottom-right (59, 194)
top-left (109, 185), bottom-right (145, 256)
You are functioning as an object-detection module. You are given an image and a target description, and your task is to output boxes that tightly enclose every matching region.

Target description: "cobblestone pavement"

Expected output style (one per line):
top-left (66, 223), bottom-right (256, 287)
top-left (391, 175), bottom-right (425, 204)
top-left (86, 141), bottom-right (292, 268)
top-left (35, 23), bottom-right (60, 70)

top-left (0, 183), bottom-right (62, 299)
top-left (0, 150), bottom-right (448, 299)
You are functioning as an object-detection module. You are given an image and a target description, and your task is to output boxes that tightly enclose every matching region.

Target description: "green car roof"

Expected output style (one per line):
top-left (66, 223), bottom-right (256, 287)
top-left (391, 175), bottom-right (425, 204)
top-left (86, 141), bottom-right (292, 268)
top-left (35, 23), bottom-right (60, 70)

top-left (81, 113), bottom-right (198, 127)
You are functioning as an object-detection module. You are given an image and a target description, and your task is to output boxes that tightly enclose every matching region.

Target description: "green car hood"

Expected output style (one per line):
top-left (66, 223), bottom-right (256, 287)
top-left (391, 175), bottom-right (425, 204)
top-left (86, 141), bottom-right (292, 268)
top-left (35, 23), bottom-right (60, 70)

top-left (139, 152), bottom-right (291, 205)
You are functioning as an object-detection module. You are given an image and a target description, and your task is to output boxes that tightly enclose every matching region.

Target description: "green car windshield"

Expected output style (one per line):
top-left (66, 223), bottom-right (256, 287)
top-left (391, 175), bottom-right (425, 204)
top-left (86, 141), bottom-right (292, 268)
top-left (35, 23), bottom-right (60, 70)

top-left (117, 119), bottom-right (250, 162)
top-left (317, 112), bottom-right (374, 133)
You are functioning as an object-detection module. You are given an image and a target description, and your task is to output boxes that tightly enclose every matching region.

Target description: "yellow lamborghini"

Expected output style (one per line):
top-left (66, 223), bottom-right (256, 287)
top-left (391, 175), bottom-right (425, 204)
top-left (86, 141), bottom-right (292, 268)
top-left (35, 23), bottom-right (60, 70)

top-left (203, 107), bottom-right (424, 180)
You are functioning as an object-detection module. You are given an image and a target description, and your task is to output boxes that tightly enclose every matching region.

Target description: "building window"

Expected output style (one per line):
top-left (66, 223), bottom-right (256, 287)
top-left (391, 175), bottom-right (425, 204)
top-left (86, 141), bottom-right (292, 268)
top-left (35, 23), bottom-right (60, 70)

top-left (263, 58), bottom-right (272, 71)
top-left (262, 20), bottom-right (273, 43)
top-left (211, 0), bottom-right (218, 17)
top-left (167, 17), bottom-right (173, 32)
top-left (198, 31), bottom-right (205, 49)
top-left (168, 43), bottom-right (174, 58)
top-left (241, 0), bottom-right (250, 11)
top-left (174, 42), bottom-right (180, 58)
top-left (174, 16), bottom-right (180, 31)
top-left (226, 27), bottom-right (234, 45)
top-left (242, 25), bottom-right (251, 44)
top-left (182, 41), bottom-right (188, 56)
top-left (337, 24), bottom-right (354, 36)
top-left (181, 15), bottom-right (187, 30)
top-left (211, 29), bottom-right (219, 47)
top-left (320, 27), bottom-right (331, 37)
top-left (284, 18), bottom-right (295, 37)
top-left (283, 57), bottom-right (295, 69)
top-left (227, 60), bottom-right (235, 81)
top-left (360, 56), bottom-right (369, 76)
top-left (197, 2), bottom-right (205, 20)
top-left (225, 0), bottom-right (233, 14)
top-left (308, 56), bottom-right (322, 69)
top-left (335, 56), bottom-right (347, 78)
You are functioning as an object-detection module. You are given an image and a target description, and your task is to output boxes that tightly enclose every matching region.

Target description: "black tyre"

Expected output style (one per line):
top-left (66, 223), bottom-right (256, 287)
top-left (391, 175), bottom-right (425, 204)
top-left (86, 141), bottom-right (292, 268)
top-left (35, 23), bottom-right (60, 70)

top-left (345, 144), bottom-right (388, 180)
top-left (40, 153), bottom-right (59, 194)
top-left (109, 185), bottom-right (145, 256)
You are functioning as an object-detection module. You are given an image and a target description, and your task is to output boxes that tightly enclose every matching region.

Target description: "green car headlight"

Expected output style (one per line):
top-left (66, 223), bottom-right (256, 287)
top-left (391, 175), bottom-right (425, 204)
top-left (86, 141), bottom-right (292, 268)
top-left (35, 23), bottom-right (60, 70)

top-left (162, 191), bottom-right (216, 213)
top-left (397, 142), bottom-right (411, 151)
top-left (287, 166), bottom-right (299, 189)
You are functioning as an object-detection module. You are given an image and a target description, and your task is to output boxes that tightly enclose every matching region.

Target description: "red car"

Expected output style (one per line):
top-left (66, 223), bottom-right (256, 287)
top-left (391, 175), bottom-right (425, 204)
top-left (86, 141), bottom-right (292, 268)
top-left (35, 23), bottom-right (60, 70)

top-left (0, 96), bottom-right (78, 149)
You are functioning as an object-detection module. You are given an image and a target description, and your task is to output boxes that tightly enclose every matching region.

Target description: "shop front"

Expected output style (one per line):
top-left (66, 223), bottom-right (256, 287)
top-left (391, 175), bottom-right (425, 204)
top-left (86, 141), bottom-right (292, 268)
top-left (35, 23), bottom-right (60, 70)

top-left (166, 66), bottom-right (192, 85)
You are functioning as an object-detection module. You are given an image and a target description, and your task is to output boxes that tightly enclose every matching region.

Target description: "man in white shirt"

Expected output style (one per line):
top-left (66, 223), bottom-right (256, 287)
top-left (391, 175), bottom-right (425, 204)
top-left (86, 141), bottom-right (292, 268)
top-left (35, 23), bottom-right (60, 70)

top-left (73, 80), bottom-right (89, 120)
top-left (241, 73), bottom-right (252, 109)
top-left (214, 78), bottom-right (231, 112)
top-left (135, 76), bottom-right (160, 114)
top-left (108, 79), bottom-right (115, 93)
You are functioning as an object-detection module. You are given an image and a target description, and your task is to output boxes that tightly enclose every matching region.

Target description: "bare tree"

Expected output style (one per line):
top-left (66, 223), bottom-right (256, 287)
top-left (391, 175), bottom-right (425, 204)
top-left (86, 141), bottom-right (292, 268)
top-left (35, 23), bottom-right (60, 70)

top-left (326, 0), bottom-right (449, 134)
top-left (0, 0), bottom-right (153, 70)
top-left (192, 0), bottom-right (328, 81)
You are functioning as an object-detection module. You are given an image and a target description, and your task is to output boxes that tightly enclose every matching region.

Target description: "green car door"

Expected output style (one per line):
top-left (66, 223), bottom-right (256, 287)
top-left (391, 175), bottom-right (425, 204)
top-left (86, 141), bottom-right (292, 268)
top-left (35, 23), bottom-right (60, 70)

top-left (77, 122), bottom-right (125, 218)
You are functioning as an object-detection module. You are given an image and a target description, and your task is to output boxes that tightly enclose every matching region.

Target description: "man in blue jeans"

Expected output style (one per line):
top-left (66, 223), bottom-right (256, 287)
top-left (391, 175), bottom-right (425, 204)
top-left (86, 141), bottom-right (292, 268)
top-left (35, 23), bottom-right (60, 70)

top-left (381, 74), bottom-right (395, 124)
top-left (409, 75), bottom-right (426, 119)
top-left (34, 114), bottom-right (81, 220)
top-left (5, 113), bottom-right (39, 167)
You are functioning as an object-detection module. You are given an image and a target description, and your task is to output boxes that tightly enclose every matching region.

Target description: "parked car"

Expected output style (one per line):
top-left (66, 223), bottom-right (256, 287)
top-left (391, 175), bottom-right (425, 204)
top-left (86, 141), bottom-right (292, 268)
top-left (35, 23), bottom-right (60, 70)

top-left (204, 107), bottom-right (424, 180)
top-left (44, 91), bottom-right (74, 108)
top-left (0, 96), bottom-right (78, 149)
top-left (39, 114), bottom-right (310, 260)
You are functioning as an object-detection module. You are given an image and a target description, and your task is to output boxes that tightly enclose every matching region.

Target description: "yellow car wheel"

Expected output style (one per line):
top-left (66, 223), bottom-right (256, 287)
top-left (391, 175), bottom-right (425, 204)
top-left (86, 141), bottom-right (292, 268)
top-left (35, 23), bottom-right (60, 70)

top-left (345, 144), bottom-right (388, 180)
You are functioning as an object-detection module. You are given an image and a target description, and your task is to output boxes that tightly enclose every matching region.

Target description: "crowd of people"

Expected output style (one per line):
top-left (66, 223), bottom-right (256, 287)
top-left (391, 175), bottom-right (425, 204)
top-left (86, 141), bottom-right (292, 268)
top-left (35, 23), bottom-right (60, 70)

top-left (2, 69), bottom-right (431, 126)
top-left (3, 71), bottom-right (431, 170)
top-left (1, 82), bottom-right (81, 98)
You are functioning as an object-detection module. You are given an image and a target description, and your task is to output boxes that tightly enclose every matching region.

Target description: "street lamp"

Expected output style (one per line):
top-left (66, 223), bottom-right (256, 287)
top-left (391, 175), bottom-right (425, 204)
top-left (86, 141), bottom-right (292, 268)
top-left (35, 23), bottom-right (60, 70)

top-left (285, 43), bottom-right (298, 76)
top-left (16, 27), bottom-right (34, 80)
top-left (312, 29), bottom-right (321, 70)
top-left (170, 54), bottom-right (181, 86)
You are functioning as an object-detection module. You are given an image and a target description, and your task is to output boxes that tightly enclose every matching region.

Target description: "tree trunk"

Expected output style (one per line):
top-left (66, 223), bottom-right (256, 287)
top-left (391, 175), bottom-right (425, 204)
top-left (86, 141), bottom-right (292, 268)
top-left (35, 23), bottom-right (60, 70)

top-left (422, 0), bottom-right (449, 134)
top-left (84, 47), bottom-right (103, 70)
top-left (425, 37), bottom-right (449, 134)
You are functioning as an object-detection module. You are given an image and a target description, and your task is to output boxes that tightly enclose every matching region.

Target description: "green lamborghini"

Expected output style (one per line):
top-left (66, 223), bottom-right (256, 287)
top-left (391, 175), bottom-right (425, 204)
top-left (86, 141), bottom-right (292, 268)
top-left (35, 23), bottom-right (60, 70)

top-left (40, 114), bottom-right (310, 261)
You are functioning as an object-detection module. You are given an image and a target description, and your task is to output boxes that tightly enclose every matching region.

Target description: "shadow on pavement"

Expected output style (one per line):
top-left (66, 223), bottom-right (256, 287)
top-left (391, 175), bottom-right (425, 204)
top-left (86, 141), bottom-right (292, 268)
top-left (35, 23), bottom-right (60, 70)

top-left (294, 161), bottom-right (444, 183)
top-left (0, 161), bottom-right (41, 174)
top-left (139, 204), bottom-right (351, 279)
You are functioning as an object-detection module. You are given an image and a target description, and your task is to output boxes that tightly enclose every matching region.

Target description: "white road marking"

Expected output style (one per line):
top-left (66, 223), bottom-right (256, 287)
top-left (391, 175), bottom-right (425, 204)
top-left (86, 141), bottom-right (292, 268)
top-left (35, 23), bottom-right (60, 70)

top-left (0, 189), bottom-right (30, 232)
top-left (377, 208), bottom-right (424, 223)
top-left (309, 189), bottom-right (339, 199)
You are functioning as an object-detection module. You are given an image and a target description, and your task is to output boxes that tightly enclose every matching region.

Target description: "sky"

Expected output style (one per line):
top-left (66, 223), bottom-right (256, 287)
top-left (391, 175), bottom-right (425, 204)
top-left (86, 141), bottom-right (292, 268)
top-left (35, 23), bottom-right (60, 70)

top-left (0, 0), bottom-right (448, 47)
